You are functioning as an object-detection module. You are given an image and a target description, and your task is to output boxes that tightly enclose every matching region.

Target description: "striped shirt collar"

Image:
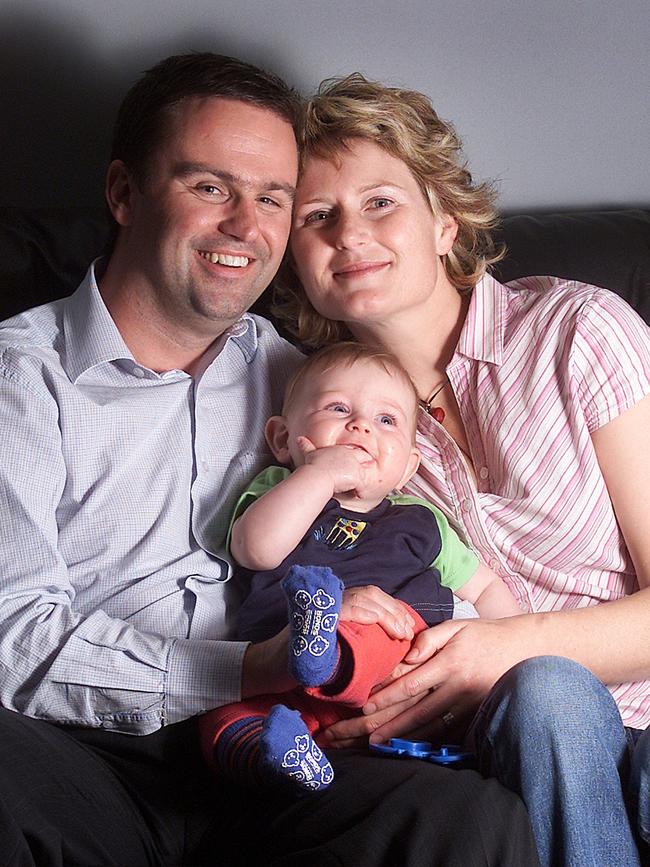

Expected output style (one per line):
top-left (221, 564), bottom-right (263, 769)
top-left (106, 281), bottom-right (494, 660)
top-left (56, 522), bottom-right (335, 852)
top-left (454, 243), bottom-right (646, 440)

top-left (455, 273), bottom-right (507, 366)
top-left (63, 260), bottom-right (259, 382)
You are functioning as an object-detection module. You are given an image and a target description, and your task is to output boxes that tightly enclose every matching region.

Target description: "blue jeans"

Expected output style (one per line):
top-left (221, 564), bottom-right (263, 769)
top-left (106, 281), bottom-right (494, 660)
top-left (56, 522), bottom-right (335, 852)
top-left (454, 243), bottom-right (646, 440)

top-left (468, 656), bottom-right (650, 867)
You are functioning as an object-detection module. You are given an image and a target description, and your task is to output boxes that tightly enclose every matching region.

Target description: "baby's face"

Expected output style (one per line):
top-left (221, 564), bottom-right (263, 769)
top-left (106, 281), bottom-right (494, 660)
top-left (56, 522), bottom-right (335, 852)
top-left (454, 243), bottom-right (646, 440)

top-left (283, 358), bottom-right (420, 498)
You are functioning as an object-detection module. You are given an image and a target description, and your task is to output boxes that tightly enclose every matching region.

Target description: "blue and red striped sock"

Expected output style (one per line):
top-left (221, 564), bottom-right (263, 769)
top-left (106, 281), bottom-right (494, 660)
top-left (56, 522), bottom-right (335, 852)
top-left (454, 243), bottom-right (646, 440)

top-left (215, 705), bottom-right (334, 793)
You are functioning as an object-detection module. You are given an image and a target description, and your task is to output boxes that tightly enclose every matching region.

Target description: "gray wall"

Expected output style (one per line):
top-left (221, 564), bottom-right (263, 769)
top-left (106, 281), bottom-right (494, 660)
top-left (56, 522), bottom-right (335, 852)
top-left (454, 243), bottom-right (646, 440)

top-left (2, 0), bottom-right (648, 212)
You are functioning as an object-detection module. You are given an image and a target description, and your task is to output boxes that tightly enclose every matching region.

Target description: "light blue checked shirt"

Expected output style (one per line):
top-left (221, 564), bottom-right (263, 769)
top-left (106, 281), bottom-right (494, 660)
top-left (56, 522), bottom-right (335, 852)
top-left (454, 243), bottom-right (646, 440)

top-left (0, 263), bottom-right (301, 734)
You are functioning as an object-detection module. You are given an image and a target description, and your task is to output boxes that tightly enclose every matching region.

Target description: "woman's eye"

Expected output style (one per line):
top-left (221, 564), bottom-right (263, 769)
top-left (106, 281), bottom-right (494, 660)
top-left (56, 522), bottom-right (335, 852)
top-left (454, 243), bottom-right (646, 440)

top-left (369, 197), bottom-right (394, 210)
top-left (304, 209), bottom-right (331, 225)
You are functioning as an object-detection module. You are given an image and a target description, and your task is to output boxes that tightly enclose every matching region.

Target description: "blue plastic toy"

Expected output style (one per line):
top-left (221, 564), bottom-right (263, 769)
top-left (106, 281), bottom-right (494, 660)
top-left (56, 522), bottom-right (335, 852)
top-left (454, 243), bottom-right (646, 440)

top-left (369, 738), bottom-right (475, 767)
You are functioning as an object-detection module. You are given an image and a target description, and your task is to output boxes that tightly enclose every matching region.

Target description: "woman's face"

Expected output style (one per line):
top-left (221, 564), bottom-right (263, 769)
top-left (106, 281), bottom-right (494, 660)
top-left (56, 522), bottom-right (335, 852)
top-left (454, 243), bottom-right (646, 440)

top-left (290, 139), bottom-right (457, 331)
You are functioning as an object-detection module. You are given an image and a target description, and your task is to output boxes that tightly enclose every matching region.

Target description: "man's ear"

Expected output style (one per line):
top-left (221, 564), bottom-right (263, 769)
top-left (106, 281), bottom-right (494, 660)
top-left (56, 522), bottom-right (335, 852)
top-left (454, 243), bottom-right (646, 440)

top-left (436, 213), bottom-right (458, 256)
top-left (265, 416), bottom-right (292, 464)
top-left (105, 160), bottom-right (135, 227)
top-left (396, 447), bottom-right (421, 490)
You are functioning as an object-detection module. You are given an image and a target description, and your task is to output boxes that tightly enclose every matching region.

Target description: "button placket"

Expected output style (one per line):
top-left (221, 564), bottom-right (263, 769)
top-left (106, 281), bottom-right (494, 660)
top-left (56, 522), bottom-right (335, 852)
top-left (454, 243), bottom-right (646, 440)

top-left (416, 410), bottom-right (533, 610)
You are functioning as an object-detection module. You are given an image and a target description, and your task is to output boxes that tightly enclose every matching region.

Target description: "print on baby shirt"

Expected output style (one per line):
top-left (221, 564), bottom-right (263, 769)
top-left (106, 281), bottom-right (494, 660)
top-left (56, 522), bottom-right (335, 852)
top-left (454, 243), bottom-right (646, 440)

top-left (231, 467), bottom-right (478, 644)
top-left (320, 517), bottom-right (368, 550)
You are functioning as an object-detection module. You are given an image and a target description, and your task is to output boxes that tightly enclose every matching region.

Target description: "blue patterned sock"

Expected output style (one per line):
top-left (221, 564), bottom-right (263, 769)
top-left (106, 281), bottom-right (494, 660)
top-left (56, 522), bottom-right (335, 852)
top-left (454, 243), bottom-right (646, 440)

top-left (215, 708), bottom-right (334, 794)
top-left (282, 565), bottom-right (343, 687)
top-left (260, 704), bottom-right (334, 793)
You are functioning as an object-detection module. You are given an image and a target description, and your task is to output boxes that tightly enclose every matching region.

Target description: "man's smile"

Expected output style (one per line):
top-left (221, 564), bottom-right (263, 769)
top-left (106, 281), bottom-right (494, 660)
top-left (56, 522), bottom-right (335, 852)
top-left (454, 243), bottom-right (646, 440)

top-left (198, 250), bottom-right (251, 267)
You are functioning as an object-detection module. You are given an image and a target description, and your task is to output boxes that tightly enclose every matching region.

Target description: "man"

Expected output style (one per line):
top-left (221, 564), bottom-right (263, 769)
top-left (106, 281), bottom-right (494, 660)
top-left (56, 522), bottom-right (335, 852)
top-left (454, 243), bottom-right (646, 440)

top-left (0, 53), bottom-right (539, 866)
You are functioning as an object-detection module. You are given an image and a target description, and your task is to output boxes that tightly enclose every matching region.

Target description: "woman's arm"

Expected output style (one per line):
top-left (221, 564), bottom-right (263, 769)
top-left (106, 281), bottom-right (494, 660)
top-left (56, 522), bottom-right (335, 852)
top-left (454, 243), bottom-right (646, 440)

top-left (324, 394), bottom-right (650, 746)
top-left (591, 392), bottom-right (650, 589)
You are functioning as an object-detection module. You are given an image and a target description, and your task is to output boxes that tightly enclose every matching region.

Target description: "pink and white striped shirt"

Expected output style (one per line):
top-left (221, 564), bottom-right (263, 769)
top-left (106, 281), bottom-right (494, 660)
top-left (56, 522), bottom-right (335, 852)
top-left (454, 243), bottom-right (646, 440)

top-left (406, 273), bottom-right (650, 727)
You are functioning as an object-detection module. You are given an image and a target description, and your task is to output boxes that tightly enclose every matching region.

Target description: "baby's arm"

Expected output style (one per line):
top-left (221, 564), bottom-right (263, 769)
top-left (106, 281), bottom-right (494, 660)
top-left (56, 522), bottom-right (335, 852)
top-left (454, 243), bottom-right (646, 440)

top-left (230, 439), bottom-right (372, 570)
top-left (455, 562), bottom-right (521, 618)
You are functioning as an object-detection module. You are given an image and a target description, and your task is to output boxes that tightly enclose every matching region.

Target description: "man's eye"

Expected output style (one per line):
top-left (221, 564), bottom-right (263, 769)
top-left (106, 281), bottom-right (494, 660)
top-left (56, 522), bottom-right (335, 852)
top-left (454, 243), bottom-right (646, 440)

top-left (197, 184), bottom-right (223, 196)
top-left (369, 197), bottom-right (394, 210)
top-left (259, 196), bottom-right (281, 208)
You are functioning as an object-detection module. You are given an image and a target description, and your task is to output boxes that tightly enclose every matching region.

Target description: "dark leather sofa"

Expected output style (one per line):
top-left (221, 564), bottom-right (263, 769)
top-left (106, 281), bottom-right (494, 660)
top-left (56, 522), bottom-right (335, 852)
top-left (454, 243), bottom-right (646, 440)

top-left (1, 206), bottom-right (649, 327)
top-left (1, 204), bottom-right (649, 858)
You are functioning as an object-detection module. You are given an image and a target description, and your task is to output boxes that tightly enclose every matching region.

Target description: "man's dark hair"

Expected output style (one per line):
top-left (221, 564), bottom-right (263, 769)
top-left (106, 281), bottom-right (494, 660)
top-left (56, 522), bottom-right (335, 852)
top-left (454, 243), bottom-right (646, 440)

top-left (110, 52), bottom-right (303, 187)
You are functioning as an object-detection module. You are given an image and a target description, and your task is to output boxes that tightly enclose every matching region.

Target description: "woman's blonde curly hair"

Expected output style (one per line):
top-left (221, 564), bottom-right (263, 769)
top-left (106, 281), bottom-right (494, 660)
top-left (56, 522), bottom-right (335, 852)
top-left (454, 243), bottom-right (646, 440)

top-left (273, 73), bottom-right (504, 348)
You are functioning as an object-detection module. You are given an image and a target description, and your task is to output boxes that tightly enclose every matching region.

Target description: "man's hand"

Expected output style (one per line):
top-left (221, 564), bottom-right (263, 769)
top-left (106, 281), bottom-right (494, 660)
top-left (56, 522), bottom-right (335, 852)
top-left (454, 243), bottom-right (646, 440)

top-left (297, 436), bottom-right (375, 499)
top-left (241, 626), bottom-right (296, 699)
top-left (323, 614), bottom-right (537, 747)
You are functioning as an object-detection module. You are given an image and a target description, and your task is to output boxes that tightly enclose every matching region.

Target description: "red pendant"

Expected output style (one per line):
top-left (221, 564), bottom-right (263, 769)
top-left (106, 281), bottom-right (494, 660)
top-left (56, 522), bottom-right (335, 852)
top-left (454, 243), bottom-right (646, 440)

top-left (431, 406), bottom-right (445, 423)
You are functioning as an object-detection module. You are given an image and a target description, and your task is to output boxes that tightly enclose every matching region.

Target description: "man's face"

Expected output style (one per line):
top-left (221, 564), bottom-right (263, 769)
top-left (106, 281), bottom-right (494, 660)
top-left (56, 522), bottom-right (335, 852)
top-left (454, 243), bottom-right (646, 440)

top-left (110, 97), bottom-right (298, 340)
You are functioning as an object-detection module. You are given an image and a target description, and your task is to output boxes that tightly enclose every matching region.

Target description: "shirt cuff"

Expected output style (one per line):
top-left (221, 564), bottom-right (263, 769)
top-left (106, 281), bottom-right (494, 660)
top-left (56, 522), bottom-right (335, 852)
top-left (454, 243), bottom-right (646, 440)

top-left (165, 638), bottom-right (249, 724)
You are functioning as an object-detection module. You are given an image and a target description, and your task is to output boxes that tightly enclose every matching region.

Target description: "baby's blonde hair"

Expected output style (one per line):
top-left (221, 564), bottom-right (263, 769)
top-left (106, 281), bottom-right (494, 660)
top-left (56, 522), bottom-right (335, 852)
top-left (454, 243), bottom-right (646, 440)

top-left (283, 342), bottom-right (419, 439)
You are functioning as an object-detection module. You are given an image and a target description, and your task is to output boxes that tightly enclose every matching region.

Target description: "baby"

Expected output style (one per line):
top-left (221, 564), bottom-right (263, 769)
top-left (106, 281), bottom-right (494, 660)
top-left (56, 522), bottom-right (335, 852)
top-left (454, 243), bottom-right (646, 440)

top-left (199, 343), bottom-right (520, 793)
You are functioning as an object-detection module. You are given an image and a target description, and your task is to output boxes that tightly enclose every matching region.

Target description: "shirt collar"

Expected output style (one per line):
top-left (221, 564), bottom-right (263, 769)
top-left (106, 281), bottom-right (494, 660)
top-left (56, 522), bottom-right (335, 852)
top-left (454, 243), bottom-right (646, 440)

top-left (63, 261), bottom-right (261, 382)
top-left (223, 314), bottom-right (259, 363)
top-left (455, 272), bottom-right (507, 366)
top-left (63, 261), bottom-right (136, 382)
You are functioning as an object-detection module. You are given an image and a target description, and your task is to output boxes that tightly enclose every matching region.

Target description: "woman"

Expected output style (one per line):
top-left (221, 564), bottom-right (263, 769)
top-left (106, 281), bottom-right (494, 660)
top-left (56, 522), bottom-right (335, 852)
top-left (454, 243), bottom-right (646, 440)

top-left (275, 73), bottom-right (650, 866)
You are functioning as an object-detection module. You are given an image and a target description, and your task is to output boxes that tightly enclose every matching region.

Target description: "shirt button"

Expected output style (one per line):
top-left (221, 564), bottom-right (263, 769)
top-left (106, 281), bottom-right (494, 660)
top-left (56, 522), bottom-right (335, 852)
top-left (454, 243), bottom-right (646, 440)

top-left (479, 466), bottom-right (489, 479)
top-left (200, 459), bottom-right (210, 473)
top-left (461, 498), bottom-right (472, 512)
top-left (132, 366), bottom-right (146, 378)
top-left (228, 321), bottom-right (248, 337)
top-left (489, 558), bottom-right (500, 570)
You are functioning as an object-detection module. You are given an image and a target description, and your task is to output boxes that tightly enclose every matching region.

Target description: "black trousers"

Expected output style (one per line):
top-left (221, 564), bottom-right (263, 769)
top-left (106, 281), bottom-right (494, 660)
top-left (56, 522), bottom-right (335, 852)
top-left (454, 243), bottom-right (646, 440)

top-left (0, 708), bottom-right (540, 867)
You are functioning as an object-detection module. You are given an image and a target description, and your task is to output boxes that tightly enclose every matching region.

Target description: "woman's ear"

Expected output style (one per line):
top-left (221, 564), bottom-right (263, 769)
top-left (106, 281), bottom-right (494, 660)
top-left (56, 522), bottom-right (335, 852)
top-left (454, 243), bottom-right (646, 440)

top-left (396, 447), bottom-right (421, 490)
top-left (436, 214), bottom-right (458, 256)
top-left (265, 416), bottom-right (291, 464)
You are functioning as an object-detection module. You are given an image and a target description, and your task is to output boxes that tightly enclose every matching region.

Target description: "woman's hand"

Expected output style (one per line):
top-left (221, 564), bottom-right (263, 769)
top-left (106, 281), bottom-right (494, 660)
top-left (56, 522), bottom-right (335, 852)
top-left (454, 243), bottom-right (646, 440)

top-left (341, 585), bottom-right (416, 641)
top-left (324, 614), bottom-right (537, 747)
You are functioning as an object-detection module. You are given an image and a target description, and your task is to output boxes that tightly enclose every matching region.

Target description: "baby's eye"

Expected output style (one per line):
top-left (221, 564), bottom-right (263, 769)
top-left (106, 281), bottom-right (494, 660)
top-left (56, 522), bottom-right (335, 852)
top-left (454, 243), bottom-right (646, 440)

top-left (325, 402), bottom-right (349, 413)
top-left (377, 414), bottom-right (397, 426)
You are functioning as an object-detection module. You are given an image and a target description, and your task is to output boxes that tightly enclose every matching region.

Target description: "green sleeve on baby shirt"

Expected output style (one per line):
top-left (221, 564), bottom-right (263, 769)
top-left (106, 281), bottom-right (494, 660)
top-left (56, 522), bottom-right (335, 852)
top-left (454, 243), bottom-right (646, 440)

top-left (226, 465), bottom-right (290, 553)
top-left (388, 494), bottom-right (479, 592)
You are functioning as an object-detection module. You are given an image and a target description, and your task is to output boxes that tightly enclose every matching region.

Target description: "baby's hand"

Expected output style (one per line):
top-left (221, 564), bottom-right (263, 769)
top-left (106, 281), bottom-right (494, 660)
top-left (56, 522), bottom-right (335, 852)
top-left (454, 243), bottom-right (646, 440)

top-left (297, 436), bottom-right (374, 497)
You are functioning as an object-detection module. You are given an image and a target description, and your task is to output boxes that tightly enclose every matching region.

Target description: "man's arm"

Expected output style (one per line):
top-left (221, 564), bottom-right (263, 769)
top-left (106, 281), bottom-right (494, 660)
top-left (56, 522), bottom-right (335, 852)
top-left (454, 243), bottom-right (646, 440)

top-left (0, 362), bottom-right (252, 734)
